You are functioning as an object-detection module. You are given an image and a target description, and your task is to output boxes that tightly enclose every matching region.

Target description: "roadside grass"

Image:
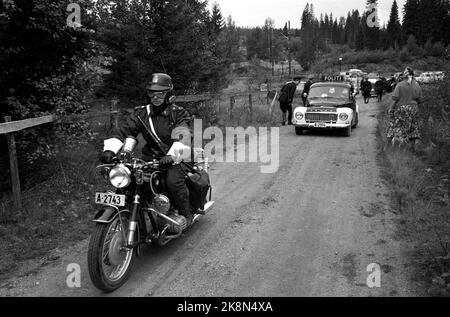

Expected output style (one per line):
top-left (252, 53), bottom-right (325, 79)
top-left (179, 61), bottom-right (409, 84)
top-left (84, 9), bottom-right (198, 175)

top-left (0, 114), bottom-right (112, 280)
top-left (377, 79), bottom-right (450, 296)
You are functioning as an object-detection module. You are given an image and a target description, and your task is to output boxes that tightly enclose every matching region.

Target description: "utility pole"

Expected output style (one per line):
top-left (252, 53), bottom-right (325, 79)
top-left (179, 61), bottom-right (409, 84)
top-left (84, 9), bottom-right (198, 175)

top-left (288, 20), bottom-right (292, 76)
top-left (271, 27), bottom-right (274, 76)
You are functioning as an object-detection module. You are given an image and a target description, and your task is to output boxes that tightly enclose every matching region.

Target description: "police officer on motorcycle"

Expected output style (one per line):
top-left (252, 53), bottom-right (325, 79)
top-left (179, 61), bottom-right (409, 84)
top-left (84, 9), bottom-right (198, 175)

top-left (100, 73), bottom-right (195, 225)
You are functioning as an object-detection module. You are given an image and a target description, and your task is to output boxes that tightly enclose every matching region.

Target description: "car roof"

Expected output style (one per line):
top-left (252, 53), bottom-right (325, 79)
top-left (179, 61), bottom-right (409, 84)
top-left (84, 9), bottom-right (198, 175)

top-left (311, 82), bottom-right (351, 88)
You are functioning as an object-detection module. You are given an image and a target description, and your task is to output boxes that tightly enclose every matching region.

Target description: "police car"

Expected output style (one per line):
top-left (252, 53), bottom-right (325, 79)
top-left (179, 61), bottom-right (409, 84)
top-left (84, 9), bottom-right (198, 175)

top-left (292, 75), bottom-right (359, 137)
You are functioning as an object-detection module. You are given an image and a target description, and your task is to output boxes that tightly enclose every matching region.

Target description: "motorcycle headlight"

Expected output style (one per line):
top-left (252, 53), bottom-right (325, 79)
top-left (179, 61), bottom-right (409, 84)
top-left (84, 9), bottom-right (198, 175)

top-left (339, 113), bottom-right (349, 121)
top-left (109, 164), bottom-right (131, 189)
top-left (295, 112), bottom-right (304, 121)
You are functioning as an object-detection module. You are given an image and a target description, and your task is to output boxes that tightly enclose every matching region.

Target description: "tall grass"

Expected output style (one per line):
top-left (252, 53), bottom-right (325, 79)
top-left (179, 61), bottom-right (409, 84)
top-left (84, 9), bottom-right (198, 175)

top-left (377, 78), bottom-right (450, 296)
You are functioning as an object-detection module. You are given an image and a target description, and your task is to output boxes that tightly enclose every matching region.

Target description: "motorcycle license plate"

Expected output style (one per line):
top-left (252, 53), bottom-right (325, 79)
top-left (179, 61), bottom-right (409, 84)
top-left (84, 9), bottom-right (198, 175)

top-left (95, 193), bottom-right (126, 207)
top-left (314, 122), bottom-right (326, 128)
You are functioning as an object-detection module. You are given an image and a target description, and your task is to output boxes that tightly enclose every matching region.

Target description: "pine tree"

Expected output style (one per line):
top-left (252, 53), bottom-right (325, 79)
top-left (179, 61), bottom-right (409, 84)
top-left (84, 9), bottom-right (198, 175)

top-left (283, 23), bottom-right (288, 37)
top-left (386, 0), bottom-right (402, 48)
top-left (364, 0), bottom-right (380, 49)
top-left (443, 0), bottom-right (450, 45)
top-left (344, 13), bottom-right (354, 46)
top-left (96, 0), bottom-right (228, 98)
top-left (324, 13), bottom-right (330, 39)
top-left (297, 3), bottom-right (317, 70)
top-left (338, 17), bottom-right (346, 45)
top-left (352, 10), bottom-right (361, 44)
top-left (355, 17), bottom-right (366, 50)
top-left (210, 2), bottom-right (225, 36)
top-left (402, 0), bottom-right (420, 44)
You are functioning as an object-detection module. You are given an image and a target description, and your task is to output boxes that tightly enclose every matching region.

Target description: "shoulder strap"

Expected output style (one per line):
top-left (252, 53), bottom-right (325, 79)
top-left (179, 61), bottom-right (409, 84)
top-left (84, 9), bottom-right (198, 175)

top-left (168, 104), bottom-right (177, 128)
top-left (146, 105), bottom-right (164, 144)
top-left (135, 107), bottom-right (169, 154)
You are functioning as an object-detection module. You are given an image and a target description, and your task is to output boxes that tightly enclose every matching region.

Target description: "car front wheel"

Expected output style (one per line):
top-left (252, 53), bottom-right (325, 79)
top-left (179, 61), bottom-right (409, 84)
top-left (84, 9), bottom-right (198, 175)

top-left (352, 113), bottom-right (359, 128)
top-left (295, 127), bottom-right (303, 135)
top-left (343, 126), bottom-right (352, 137)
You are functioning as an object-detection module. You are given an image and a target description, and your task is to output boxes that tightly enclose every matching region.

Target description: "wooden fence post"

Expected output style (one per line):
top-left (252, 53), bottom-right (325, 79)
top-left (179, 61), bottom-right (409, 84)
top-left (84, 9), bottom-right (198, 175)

top-left (4, 116), bottom-right (22, 211)
top-left (230, 96), bottom-right (235, 121)
top-left (248, 94), bottom-right (253, 123)
top-left (110, 98), bottom-right (119, 129)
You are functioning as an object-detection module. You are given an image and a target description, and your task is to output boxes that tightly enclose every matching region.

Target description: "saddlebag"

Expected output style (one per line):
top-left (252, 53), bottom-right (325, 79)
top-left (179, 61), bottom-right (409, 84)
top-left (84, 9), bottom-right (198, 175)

top-left (182, 164), bottom-right (210, 211)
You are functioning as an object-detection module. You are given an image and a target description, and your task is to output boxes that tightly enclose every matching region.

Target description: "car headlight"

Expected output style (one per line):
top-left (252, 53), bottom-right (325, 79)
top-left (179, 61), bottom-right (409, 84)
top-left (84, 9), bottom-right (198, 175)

top-left (339, 113), bottom-right (349, 121)
top-left (295, 112), bottom-right (304, 121)
top-left (109, 164), bottom-right (131, 188)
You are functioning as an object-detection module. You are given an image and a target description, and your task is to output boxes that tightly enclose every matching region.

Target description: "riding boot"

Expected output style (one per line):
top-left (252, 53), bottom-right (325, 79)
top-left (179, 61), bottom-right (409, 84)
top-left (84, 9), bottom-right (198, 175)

top-left (165, 164), bottom-right (192, 222)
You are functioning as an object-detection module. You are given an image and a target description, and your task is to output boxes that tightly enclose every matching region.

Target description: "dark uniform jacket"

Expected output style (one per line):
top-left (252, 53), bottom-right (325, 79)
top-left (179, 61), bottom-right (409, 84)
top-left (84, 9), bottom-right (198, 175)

top-left (361, 80), bottom-right (372, 95)
top-left (302, 80), bottom-right (313, 96)
top-left (110, 103), bottom-right (191, 159)
top-left (279, 81), bottom-right (298, 104)
top-left (374, 80), bottom-right (384, 94)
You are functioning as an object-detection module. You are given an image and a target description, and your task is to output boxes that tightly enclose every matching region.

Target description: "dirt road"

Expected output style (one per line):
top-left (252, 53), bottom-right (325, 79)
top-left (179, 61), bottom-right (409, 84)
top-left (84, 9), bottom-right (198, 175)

top-left (0, 97), bottom-right (418, 297)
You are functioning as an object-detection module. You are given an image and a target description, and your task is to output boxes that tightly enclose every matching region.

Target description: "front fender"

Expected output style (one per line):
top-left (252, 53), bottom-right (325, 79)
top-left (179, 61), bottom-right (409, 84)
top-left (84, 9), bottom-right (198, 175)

top-left (93, 206), bottom-right (130, 224)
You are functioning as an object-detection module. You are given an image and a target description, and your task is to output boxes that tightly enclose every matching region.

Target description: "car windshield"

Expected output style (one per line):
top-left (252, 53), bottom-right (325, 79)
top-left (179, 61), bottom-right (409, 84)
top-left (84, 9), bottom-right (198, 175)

top-left (308, 86), bottom-right (349, 101)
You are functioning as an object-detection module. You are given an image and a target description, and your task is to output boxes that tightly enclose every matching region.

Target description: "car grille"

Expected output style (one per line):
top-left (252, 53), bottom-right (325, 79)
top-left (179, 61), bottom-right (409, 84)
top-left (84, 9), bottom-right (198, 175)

top-left (305, 113), bottom-right (338, 123)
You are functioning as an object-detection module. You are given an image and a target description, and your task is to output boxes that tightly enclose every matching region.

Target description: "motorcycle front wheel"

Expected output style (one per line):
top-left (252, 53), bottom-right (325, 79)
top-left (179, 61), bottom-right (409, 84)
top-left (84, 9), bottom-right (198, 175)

top-left (88, 213), bottom-right (135, 292)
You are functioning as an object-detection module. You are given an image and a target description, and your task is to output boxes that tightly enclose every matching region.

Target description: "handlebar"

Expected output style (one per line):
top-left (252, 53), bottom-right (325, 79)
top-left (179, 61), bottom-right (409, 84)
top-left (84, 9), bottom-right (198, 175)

top-left (96, 157), bottom-right (161, 171)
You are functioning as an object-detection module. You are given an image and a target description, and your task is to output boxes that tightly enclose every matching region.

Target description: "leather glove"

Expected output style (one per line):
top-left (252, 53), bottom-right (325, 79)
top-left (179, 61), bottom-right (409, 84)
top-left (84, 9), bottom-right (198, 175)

top-left (159, 155), bottom-right (174, 168)
top-left (100, 150), bottom-right (115, 164)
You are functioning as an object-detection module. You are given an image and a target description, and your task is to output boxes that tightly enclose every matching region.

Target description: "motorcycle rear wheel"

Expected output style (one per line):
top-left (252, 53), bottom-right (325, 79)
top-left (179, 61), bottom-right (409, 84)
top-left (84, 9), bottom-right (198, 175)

top-left (88, 213), bottom-right (135, 292)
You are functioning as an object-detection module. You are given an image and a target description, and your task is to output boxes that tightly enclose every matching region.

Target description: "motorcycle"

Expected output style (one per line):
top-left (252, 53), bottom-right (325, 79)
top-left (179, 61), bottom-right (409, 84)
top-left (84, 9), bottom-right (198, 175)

top-left (87, 145), bottom-right (214, 293)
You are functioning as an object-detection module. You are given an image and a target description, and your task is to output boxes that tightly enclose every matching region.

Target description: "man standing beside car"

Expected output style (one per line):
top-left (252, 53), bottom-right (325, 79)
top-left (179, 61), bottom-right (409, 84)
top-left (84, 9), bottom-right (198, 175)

top-left (302, 76), bottom-right (314, 106)
top-left (278, 77), bottom-right (301, 126)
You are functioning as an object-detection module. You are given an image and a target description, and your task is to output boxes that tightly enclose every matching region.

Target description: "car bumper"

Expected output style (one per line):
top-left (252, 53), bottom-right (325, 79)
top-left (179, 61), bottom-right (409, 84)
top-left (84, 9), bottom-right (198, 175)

top-left (294, 123), bottom-right (351, 129)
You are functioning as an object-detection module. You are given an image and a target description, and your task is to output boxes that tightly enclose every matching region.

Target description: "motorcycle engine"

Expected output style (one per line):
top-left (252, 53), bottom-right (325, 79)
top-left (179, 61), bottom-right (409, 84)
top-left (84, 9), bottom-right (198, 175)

top-left (166, 214), bottom-right (187, 233)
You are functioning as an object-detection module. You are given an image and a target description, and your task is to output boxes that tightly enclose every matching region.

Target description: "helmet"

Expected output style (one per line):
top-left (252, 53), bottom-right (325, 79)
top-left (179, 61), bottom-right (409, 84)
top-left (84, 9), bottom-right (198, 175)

top-left (146, 73), bottom-right (174, 92)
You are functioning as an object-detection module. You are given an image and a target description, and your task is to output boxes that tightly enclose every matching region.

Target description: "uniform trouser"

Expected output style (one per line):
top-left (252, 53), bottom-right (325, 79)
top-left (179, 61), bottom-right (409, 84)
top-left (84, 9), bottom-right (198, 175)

top-left (165, 164), bottom-right (191, 218)
top-left (280, 102), bottom-right (293, 123)
top-left (377, 92), bottom-right (383, 101)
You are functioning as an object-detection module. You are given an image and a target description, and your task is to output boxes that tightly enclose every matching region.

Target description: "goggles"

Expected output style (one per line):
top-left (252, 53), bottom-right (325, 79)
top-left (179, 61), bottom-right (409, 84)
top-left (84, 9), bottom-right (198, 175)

top-left (146, 90), bottom-right (166, 101)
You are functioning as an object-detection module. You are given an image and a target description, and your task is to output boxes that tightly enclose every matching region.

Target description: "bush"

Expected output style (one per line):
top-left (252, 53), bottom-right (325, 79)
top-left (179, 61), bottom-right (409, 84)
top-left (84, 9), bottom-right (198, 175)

top-left (340, 49), bottom-right (394, 65)
top-left (399, 48), bottom-right (412, 62)
top-left (425, 40), bottom-right (446, 57)
top-left (406, 35), bottom-right (426, 57)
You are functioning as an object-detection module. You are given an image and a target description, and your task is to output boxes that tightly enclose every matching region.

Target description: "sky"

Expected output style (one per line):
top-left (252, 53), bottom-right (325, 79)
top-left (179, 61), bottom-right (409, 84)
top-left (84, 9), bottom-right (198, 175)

top-left (208, 0), bottom-right (407, 29)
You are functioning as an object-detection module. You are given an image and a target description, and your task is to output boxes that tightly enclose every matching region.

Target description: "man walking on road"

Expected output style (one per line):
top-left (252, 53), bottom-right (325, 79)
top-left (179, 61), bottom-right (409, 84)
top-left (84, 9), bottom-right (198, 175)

top-left (279, 77), bottom-right (301, 126)
top-left (361, 77), bottom-right (372, 104)
top-left (375, 78), bottom-right (384, 102)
